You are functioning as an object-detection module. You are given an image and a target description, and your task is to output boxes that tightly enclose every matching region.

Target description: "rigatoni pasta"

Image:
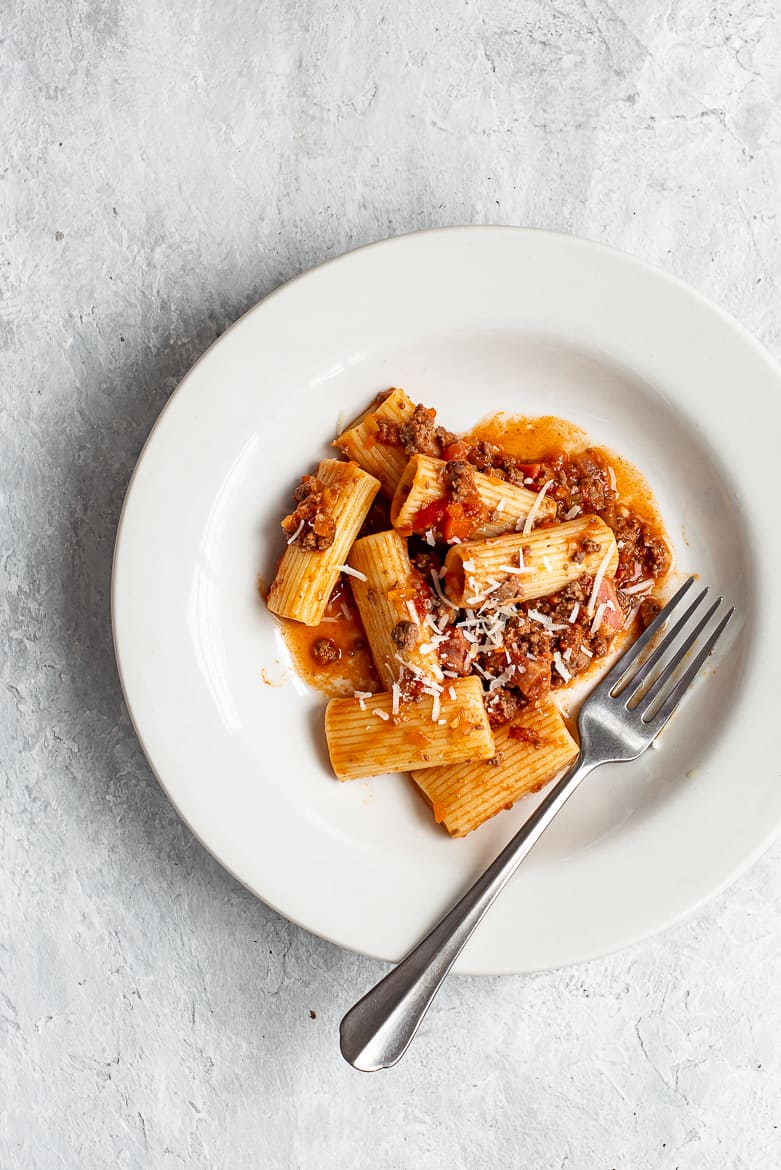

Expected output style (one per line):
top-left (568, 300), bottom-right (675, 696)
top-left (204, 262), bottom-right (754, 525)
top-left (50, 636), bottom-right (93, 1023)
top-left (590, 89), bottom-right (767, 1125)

top-left (325, 676), bottom-right (495, 781)
top-left (391, 453), bottom-right (556, 541)
top-left (267, 459), bottom-right (380, 626)
top-left (410, 700), bottom-right (578, 837)
top-left (347, 530), bottom-right (440, 690)
top-left (333, 388), bottom-right (418, 497)
top-left (442, 515), bottom-right (618, 608)
top-left (266, 387), bottom-right (672, 834)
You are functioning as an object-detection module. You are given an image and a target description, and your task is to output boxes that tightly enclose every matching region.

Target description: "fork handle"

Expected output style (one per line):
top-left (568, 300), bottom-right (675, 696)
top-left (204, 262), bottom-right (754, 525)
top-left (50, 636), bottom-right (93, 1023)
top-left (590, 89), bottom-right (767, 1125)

top-left (340, 754), bottom-right (594, 1071)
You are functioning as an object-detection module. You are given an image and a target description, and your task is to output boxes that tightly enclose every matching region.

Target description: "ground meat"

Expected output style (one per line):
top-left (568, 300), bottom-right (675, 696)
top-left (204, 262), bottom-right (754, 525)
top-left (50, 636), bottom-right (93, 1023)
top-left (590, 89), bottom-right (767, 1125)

top-left (637, 596), bottom-right (662, 630)
top-left (281, 475), bottom-right (338, 551)
top-left (374, 416), bottom-right (402, 445)
top-left (444, 460), bottom-right (478, 503)
top-left (312, 637), bottom-right (340, 665)
top-left (398, 404), bottom-right (440, 456)
top-left (438, 628), bottom-right (471, 676)
top-left (641, 524), bottom-right (670, 576)
top-left (581, 538), bottom-right (600, 554)
top-left (571, 449), bottom-right (616, 515)
top-left (391, 620), bottom-right (418, 651)
top-left (612, 513), bottom-right (670, 585)
top-left (484, 686), bottom-right (524, 728)
top-left (507, 724), bottom-right (542, 748)
top-left (467, 440), bottom-right (504, 475)
top-left (435, 425), bottom-right (457, 449)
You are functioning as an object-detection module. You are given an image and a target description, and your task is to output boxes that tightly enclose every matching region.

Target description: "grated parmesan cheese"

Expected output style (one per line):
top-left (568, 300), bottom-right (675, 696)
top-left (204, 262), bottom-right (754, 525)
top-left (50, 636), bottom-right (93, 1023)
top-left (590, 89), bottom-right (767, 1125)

top-left (568, 602), bottom-right (580, 623)
top-left (286, 519), bottom-right (306, 545)
top-left (425, 528), bottom-right (436, 547)
top-left (522, 480), bottom-right (552, 535)
top-left (340, 564), bottom-right (368, 582)
top-left (553, 651), bottom-right (572, 682)
top-left (586, 544), bottom-right (616, 616)
top-left (372, 708), bottom-right (390, 721)
top-left (590, 603), bottom-right (606, 634)
top-left (622, 578), bottom-right (654, 595)
top-left (391, 683), bottom-right (401, 715)
top-left (563, 504), bottom-right (581, 520)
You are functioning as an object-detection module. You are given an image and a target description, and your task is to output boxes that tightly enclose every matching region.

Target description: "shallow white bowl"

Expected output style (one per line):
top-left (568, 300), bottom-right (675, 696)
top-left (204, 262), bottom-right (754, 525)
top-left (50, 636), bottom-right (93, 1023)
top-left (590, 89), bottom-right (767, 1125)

top-left (112, 227), bottom-right (780, 973)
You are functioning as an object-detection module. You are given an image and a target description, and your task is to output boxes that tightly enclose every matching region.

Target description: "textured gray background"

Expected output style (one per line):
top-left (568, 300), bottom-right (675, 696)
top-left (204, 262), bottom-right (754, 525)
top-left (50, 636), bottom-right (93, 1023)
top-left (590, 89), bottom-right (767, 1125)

top-left (2, 0), bottom-right (780, 1166)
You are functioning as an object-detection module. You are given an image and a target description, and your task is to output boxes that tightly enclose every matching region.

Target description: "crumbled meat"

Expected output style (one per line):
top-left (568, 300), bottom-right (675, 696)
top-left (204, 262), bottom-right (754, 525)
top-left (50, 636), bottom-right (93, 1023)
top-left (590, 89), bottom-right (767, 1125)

top-left (582, 538), bottom-right (600, 554)
top-left (508, 724), bottom-right (542, 747)
top-left (444, 460), bottom-right (477, 503)
top-left (312, 637), bottom-right (340, 665)
top-left (374, 407), bottom-right (455, 458)
top-left (637, 596), bottom-right (662, 630)
top-left (612, 514), bottom-right (670, 585)
top-left (571, 449), bottom-right (616, 514)
top-left (468, 440), bottom-right (504, 474)
top-left (435, 425), bottom-right (457, 449)
top-left (487, 753), bottom-right (505, 766)
top-left (391, 620), bottom-right (418, 651)
top-left (438, 628), bottom-right (472, 676)
top-left (281, 475), bottom-right (338, 550)
top-left (484, 686), bottom-right (524, 728)
top-left (571, 548), bottom-right (586, 564)
top-left (398, 404), bottom-right (440, 456)
top-left (375, 416), bottom-right (401, 445)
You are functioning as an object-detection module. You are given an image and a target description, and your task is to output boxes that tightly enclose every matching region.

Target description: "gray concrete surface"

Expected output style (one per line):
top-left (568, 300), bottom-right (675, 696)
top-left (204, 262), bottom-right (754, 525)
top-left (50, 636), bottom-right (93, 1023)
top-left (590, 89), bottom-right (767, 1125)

top-left (2, 0), bottom-right (780, 1166)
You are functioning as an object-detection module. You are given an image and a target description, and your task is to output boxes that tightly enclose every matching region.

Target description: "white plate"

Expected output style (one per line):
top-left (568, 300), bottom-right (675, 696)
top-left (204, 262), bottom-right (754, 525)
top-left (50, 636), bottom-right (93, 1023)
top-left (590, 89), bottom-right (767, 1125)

top-left (112, 227), bottom-right (780, 974)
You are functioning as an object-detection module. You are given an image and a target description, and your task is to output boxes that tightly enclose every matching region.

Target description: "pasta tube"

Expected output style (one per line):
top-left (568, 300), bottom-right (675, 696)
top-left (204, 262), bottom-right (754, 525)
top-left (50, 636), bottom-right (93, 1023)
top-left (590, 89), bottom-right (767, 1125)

top-left (333, 388), bottom-right (417, 498)
top-left (324, 676), bottom-right (495, 781)
top-left (410, 699), bottom-right (578, 837)
top-left (443, 515), bottom-right (618, 608)
top-left (390, 454), bottom-right (556, 541)
top-left (348, 530), bottom-right (439, 690)
top-left (267, 459), bottom-right (380, 626)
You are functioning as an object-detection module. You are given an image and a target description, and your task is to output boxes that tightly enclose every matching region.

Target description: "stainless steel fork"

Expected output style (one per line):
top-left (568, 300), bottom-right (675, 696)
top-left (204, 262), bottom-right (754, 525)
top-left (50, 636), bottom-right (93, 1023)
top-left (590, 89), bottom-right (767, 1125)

top-left (340, 576), bottom-right (734, 1072)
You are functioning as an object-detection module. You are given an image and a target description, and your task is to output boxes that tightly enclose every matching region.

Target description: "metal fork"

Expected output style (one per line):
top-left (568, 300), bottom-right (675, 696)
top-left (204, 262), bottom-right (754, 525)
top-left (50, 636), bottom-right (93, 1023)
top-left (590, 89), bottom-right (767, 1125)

top-left (340, 576), bottom-right (734, 1072)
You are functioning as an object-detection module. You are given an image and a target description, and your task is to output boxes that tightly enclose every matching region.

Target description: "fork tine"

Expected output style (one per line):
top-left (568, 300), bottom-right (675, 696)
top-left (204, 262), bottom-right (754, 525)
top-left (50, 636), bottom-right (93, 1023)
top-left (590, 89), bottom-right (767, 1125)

top-left (628, 595), bottom-right (722, 708)
top-left (597, 575), bottom-right (696, 698)
top-left (644, 606), bottom-right (735, 731)
top-left (622, 586), bottom-right (711, 704)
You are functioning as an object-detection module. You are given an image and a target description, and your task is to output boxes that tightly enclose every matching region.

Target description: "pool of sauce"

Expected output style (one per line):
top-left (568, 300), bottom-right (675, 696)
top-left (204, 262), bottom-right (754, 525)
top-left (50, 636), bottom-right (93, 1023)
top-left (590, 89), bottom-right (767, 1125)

top-left (277, 575), bottom-right (380, 698)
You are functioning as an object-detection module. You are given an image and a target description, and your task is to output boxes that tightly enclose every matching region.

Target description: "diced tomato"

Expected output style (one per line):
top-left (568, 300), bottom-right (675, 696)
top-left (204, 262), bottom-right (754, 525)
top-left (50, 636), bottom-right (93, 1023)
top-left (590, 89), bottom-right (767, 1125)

top-left (442, 504), bottom-right (478, 542)
top-left (413, 496), bottom-right (448, 535)
top-left (443, 439), bottom-right (472, 461)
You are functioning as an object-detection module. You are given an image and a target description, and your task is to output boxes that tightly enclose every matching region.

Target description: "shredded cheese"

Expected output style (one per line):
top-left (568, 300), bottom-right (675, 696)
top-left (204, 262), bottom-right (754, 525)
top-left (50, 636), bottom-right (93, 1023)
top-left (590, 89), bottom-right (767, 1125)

top-left (586, 544), bottom-right (616, 616)
top-left (522, 480), bottom-right (552, 535)
top-left (590, 603), bottom-right (606, 634)
top-left (568, 602), bottom-right (580, 623)
top-left (622, 578), bottom-right (654, 595)
top-left (391, 683), bottom-right (401, 715)
top-left (340, 564), bottom-right (368, 582)
top-left (372, 708), bottom-right (390, 721)
top-left (563, 504), bottom-right (581, 520)
top-left (553, 651), bottom-right (572, 682)
top-left (286, 519), bottom-right (306, 545)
